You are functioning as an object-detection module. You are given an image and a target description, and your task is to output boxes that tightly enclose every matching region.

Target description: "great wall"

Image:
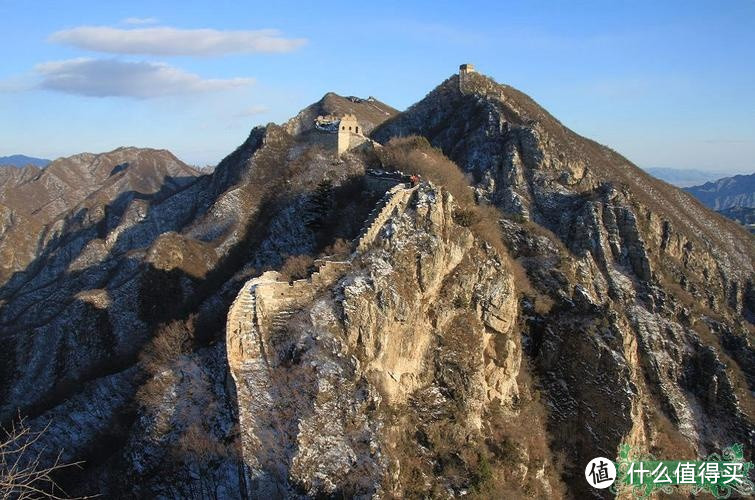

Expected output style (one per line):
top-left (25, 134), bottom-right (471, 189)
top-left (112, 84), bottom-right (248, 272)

top-left (226, 179), bottom-right (419, 478)
top-left (223, 67), bottom-right (479, 480)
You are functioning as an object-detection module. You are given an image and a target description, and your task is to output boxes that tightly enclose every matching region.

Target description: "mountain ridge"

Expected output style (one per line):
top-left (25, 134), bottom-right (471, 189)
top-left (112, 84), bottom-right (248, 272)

top-left (0, 154), bottom-right (50, 168)
top-left (645, 167), bottom-right (735, 187)
top-left (0, 69), bottom-right (752, 499)
top-left (684, 172), bottom-right (755, 210)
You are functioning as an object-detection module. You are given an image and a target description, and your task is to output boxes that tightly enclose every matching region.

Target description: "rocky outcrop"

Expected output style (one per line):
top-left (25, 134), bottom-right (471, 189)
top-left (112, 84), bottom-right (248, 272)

top-left (374, 70), bottom-right (754, 498)
top-left (226, 182), bottom-right (525, 496)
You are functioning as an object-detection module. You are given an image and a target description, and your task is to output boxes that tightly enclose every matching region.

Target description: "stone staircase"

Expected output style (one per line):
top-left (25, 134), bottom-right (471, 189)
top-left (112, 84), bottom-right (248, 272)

top-left (226, 284), bottom-right (254, 357)
top-left (228, 183), bottom-right (418, 362)
top-left (271, 309), bottom-right (295, 331)
top-left (228, 183), bottom-right (418, 366)
top-left (226, 181), bottom-right (420, 481)
top-left (354, 183), bottom-right (418, 252)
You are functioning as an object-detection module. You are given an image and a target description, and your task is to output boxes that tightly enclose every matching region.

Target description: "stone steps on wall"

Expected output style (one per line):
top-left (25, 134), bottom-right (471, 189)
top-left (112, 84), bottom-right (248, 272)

top-left (228, 183), bottom-right (419, 369)
top-left (354, 184), bottom-right (417, 252)
top-left (360, 185), bottom-right (404, 228)
top-left (271, 309), bottom-right (295, 329)
top-left (353, 186), bottom-right (401, 249)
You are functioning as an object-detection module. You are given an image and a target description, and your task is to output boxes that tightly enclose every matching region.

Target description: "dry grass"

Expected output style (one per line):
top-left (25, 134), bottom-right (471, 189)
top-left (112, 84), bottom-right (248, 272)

top-left (320, 238), bottom-right (351, 260)
top-left (476, 362), bottom-right (567, 498)
top-left (379, 136), bottom-right (474, 205)
top-left (135, 318), bottom-right (195, 419)
top-left (174, 424), bottom-right (229, 462)
top-left (138, 319), bottom-right (193, 376)
top-left (378, 136), bottom-right (508, 255)
top-left (280, 254), bottom-right (314, 281)
top-left (645, 405), bottom-right (697, 459)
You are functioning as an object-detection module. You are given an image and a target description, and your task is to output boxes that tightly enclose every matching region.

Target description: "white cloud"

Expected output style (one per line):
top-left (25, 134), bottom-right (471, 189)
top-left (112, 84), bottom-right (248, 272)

top-left (49, 26), bottom-right (307, 56)
top-left (35, 58), bottom-right (253, 98)
top-left (235, 105), bottom-right (269, 117)
top-left (122, 17), bottom-right (159, 25)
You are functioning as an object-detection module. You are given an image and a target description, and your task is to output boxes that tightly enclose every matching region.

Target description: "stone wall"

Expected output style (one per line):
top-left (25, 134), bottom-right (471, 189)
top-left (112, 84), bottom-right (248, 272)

top-left (355, 184), bottom-right (418, 252)
top-left (226, 183), bottom-right (418, 491)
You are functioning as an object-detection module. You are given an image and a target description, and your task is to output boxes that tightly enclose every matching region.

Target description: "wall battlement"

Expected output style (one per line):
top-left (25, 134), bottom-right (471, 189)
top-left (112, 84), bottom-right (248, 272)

top-left (226, 182), bottom-right (418, 480)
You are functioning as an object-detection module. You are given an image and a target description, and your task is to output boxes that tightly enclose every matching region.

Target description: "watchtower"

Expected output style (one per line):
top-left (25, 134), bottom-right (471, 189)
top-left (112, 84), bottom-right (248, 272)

top-left (459, 63), bottom-right (476, 92)
top-left (313, 113), bottom-right (366, 156)
top-left (337, 114), bottom-right (361, 156)
top-left (459, 63), bottom-right (476, 75)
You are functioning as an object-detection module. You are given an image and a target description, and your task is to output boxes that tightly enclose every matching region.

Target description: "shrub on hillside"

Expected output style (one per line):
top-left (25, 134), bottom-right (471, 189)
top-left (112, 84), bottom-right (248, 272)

top-left (378, 136), bottom-right (507, 254)
top-left (139, 319), bottom-right (193, 376)
top-left (378, 136), bottom-right (474, 206)
top-left (453, 208), bottom-right (478, 227)
top-left (321, 238), bottom-right (352, 260)
top-left (280, 254), bottom-right (314, 281)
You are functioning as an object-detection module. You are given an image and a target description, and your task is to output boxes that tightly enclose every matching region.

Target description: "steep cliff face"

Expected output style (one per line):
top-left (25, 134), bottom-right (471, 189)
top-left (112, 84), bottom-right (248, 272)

top-left (374, 72), bottom-right (754, 496)
top-left (226, 182), bottom-right (554, 496)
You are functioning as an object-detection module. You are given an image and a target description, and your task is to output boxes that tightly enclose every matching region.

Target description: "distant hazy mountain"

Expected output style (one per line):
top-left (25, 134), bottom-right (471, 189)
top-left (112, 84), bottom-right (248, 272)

top-left (683, 172), bottom-right (755, 210)
top-left (0, 154), bottom-right (50, 167)
top-left (645, 167), bottom-right (731, 187)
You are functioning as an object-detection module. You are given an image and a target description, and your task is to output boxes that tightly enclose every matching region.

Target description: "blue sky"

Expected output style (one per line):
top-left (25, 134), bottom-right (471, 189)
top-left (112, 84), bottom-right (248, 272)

top-left (0, 0), bottom-right (753, 172)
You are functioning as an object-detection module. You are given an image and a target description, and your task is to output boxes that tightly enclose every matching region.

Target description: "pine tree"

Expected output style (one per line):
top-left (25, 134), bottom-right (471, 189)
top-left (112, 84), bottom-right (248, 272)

top-left (307, 179), bottom-right (334, 232)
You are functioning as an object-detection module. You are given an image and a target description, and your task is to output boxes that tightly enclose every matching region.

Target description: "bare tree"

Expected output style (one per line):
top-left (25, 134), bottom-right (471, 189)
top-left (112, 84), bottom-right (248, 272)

top-left (0, 414), bottom-right (85, 499)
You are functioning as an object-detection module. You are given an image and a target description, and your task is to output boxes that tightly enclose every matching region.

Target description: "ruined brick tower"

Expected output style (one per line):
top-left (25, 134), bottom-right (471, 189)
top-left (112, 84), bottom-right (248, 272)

top-left (459, 63), bottom-right (476, 92)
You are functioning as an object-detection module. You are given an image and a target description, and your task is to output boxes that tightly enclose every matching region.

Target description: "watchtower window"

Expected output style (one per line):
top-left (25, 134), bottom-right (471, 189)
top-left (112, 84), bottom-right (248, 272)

top-left (342, 126), bottom-right (345, 130)
top-left (355, 126), bottom-right (359, 133)
top-left (349, 126), bottom-right (352, 131)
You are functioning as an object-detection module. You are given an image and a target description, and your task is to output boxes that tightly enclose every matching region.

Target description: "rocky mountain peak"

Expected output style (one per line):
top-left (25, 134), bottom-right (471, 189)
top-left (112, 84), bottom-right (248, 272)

top-left (284, 92), bottom-right (398, 136)
top-left (1, 68), bottom-right (752, 499)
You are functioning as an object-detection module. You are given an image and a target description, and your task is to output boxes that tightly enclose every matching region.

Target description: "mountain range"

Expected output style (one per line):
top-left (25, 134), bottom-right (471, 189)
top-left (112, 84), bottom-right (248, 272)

top-left (0, 154), bottom-right (51, 168)
top-left (683, 172), bottom-right (755, 211)
top-left (645, 167), bottom-right (734, 187)
top-left (0, 68), bottom-right (752, 499)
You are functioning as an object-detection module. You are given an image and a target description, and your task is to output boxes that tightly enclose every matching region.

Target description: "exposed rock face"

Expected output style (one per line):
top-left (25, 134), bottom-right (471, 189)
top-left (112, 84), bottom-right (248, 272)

top-left (373, 71), bottom-right (754, 497)
top-left (227, 182), bottom-right (522, 496)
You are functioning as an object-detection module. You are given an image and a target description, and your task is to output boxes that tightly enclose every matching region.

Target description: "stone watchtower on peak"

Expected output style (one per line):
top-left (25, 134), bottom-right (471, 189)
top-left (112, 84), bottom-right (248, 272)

top-left (314, 112), bottom-right (367, 157)
top-left (459, 63), bottom-right (476, 92)
top-left (459, 63), bottom-right (476, 75)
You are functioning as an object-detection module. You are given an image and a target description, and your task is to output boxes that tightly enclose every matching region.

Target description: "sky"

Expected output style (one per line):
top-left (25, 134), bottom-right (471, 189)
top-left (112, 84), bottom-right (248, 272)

top-left (0, 0), bottom-right (753, 173)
